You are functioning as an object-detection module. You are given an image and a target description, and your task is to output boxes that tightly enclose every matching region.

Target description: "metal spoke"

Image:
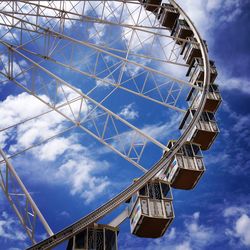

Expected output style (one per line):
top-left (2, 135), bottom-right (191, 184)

top-left (0, 1), bottom-right (215, 249)
top-left (0, 148), bottom-right (53, 244)
top-left (0, 10), bottom-right (198, 88)
top-left (1, 42), bottom-right (170, 173)
top-left (0, 125), bottom-right (77, 164)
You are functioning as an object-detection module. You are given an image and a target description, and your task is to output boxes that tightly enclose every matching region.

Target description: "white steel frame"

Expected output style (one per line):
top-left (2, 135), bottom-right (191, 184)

top-left (0, 1), bottom-right (212, 249)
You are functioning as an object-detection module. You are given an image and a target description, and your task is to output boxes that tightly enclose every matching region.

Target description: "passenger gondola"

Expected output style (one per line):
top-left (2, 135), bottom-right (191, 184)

top-left (67, 224), bottom-right (118, 250)
top-left (186, 58), bottom-right (218, 84)
top-left (143, 0), bottom-right (162, 12)
top-left (158, 3), bottom-right (179, 30)
top-left (158, 141), bottom-right (205, 189)
top-left (179, 109), bottom-right (219, 150)
top-left (129, 179), bottom-right (174, 238)
top-left (187, 83), bottom-right (222, 113)
top-left (171, 19), bottom-right (193, 44)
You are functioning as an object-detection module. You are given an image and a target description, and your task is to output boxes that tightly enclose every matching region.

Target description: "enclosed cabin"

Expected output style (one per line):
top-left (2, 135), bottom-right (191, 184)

top-left (171, 19), bottom-right (193, 45)
top-left (158, 3), bottom-right (180, 30)
top-left (179, 109), bottom-right (219, 150)
top-left (181, 38), bottom-right (201, 65)
top-left (67, 224), bottom-right (118, 250)
top-left (129, 179), bottom-right (174, 238)
top-left (181, 37), bottom-right (201, 65)
top-left (187, 58), bottom-right (218, 85)
top-left (142, 0), bottom-right (162, 13)
top-left (187, 83), bottom-right (222, 113)
top-left (159, 141), bottom-right (205, 190)
top-left (181, 38), bottom-right (208, 65)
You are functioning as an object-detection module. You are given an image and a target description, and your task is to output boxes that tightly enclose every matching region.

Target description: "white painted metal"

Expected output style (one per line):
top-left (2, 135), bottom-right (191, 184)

top-left (25, 0), bottom-right (211, 248)
top-left (109, 208), bottom-right (129, 227)
top-left (1, 43), bottom-right (169, 172)
top-left (0, 9), bottom-right (202, 89)
top-left (0, 0), bottom-right (213, 249)
top-left (0, 148), bottom-right (53, 243)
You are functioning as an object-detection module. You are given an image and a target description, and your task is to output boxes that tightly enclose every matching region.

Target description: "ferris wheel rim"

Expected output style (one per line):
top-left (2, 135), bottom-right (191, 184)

top-left (0, 0), bottom-right (204, 174)
top-left (4, 0), bottom-right (211, 249)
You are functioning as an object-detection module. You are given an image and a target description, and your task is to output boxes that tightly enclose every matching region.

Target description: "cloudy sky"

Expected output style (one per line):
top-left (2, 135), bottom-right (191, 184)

top-left (0, 1), bottom-right (250, 250)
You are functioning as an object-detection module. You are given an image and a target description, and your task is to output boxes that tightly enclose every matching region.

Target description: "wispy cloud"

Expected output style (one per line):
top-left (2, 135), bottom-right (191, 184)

top-left (176, 0), bottom-right (244, 36)
top-left (121, 201), bottom-right (250, 250)
top-left (176, 0), bottom-right (250, 95)
top-left (141, 113), bottom-right (180, 140)
top-left (54, 146), bottom-right (111, 203)
top-left (223, 204), bottom-right (250, 247)
top-left (120, 211), bottom-right (215, 250)
top-left (119, 103), bottom-right (139, 120)
top-left (218, 76), bottom-right (250, 95)
top-left (0, 91), bottom-right (110, 204)
top-left (204, 100), bottom-right (250, 174)
top-left (0, 212), bottom-right (27, 241)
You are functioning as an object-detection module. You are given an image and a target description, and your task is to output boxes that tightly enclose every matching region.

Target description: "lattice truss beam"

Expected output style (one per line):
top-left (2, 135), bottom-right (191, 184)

top-left (0, 1), bottom-right (202, 172)
top-left (0, 149), bottom-right (53, 244)
top-left (0, 1), bottom-right (205, 248)
top-left (1, 42), bottom-right (162, 173)
top-left (0, 0), bottom-right (202, 108)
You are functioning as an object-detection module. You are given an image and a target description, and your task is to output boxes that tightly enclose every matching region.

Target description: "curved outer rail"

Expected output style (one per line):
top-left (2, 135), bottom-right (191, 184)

top-left (26, 0), bottom-right (211, 249)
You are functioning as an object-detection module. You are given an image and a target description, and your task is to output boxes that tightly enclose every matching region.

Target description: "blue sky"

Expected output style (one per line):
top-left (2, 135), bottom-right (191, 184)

top-left (0, 1), bottom-right (250, 250)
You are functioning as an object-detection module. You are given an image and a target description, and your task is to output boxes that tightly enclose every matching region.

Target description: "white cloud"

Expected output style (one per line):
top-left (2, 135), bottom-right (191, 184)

top-left (175, 0), bottom-right (249, 95)
top-left (121, 3), bottom-right (157, 51)
top-left (224, 206), bottom-right (246, 218)
top-left (176, 0), bottom-right (243, 37)
top-left (109, 112), bottom-right (180, 158)
top-left (223, 205), bottom-right (250, 247)
top-left (235, 214), bottom-right (250, 246)
top-left (0, 91), bottom-right (110, 204)
top-left (167, 227), bottom-right (176, 240)
top-left (219, 77), bottom-right (250, 95)
top-left (0, 87), bottom-right (88, 152)
top-left (33, 137), bottom-right (73, 161)
top-left (232, 115), bottom-right (250, 132)
top-left (0, 92), bottom-right (49, 129)
top-left (119, 103), bottom-right (139, 120)
top-left (204, 151), bottom-right (230, 166)
top-left (0, 92), bottom-right (51, 149)
top-left (133, 211), bottom-right (215, 250)
top-left (55, 150), bottom-right (110, 203)
top-left (0, 55), bottom-right (28, 80)
top-left (175, 241), bottom-right (192, 250)
top-left (124, 56), bottom-right (151, 75)
top-left (96, 78), bottom-right (114, 88)
top-left (0, 212), bottom-right (27, 241)
top-left (88, 23), bottom-right (106, 44)
top-left (0, 1), bottom-right (85, 31)
top-left (207, 101), bottom-right (250, 174)
top-left (142, 113), bottom-right (180, 140)
top-left (0, 92), bottom-right (66, 153)
top-left (185, 212), bottom-right (214, 248)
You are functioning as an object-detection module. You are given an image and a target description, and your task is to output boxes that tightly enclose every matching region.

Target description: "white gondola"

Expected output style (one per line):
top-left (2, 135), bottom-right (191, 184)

top-left (158, 141), bottom-right (205, 190)
top-left (187, 57), bottom-right (217, 85)
top-left (179, 109), bottom-right (219, 150)
top-left (171, 19), bottom-right (193, 44)
top-left (181, 37), bottom-right (201, 65)
top-left (158, 3), bottom-right (180, 30)
top-left (129, 179), bottom-right (174, 238)
top-left (142, 0), bottom-right (162, 12)
top-left (67, 224), bottom-right (118, 250)
top-left (187, 83), bottom-right (222, 113)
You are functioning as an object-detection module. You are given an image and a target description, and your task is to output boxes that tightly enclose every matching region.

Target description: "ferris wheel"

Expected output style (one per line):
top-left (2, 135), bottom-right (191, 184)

top-left (0, 0), bottom-right (221, 249)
